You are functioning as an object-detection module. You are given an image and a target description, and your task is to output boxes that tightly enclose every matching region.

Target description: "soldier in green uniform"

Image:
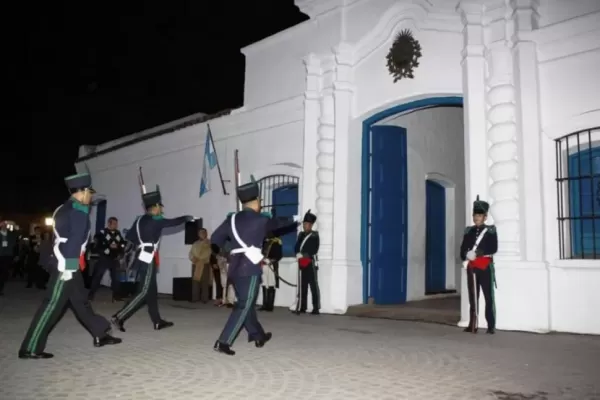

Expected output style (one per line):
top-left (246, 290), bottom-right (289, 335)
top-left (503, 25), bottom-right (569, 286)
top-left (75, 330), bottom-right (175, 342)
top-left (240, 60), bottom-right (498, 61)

top-left (294, 210), bottom-right (320, 315)
top-left (459, 196), bottom-right (498, 334)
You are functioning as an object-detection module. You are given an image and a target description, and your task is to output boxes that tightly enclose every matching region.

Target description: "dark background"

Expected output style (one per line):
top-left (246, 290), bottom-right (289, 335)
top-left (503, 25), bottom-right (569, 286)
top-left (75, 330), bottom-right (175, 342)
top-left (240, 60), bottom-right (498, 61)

top-left (5, 1), bottom-right (307, 219)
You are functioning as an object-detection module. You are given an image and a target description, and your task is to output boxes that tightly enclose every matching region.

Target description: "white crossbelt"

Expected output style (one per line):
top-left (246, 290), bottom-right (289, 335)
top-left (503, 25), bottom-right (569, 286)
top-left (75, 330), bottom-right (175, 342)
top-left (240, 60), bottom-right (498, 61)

top-left (135, 216), bottom-right (160, 264)
top-left (51, 205), bottom-right (89, 281)
top-left (463, 227), bottom-right (489, 269)
top-left (229, 213), bottom-right (264, 264)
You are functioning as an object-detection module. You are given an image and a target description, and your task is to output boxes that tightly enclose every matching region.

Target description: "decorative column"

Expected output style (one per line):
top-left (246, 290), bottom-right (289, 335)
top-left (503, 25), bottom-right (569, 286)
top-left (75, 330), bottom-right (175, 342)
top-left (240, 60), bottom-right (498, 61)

top-left (301, 54), bottom-right (322, 216)
top-left (314, 56), bottom-right (337, 260)
top-left (485, 5), bottom-right (521, 260)
top-left (510, 0), bottom-right (543, 262)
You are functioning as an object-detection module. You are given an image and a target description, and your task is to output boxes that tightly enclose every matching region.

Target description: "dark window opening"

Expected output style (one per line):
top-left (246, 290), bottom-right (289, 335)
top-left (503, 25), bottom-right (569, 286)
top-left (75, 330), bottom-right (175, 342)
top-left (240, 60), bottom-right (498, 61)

top-left (555, 127), bottom-right (600, 259)
top-left (257, 174), bottom-right (300, 257)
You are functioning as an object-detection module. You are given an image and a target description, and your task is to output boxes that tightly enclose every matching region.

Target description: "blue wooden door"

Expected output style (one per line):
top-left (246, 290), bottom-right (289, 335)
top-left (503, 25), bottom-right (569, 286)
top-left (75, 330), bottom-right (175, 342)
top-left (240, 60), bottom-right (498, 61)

top-left (272, 185), bottom-right (299, 257)
top-left (569, 147), bottom-right (600, 257)
top-left (370, 125), bottom-right (408, 304)
top-left (95, 200), bottom-right (107, 234)
top-left (425, 180), bottom-right (446, 293)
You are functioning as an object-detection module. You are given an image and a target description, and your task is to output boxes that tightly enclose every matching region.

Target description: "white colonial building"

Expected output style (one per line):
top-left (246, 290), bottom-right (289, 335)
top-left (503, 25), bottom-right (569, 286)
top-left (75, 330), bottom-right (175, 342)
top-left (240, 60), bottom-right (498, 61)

top-left (75, 0), bottom-right (600, 335)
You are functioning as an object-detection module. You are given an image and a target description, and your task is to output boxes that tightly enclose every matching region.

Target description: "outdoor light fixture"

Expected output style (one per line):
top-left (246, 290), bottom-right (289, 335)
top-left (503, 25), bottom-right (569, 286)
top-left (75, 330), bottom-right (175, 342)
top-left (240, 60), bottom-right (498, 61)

top-left (44, 218), bottom-right (54, 227)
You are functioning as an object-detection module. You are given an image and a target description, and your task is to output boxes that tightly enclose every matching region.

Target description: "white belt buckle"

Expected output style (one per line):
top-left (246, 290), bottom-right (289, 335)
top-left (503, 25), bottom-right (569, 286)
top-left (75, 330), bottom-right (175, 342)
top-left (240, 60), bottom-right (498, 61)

top-left (245, 246), bottom-right (264, 265)
top-left (138, 250), bottom-right (154, 263)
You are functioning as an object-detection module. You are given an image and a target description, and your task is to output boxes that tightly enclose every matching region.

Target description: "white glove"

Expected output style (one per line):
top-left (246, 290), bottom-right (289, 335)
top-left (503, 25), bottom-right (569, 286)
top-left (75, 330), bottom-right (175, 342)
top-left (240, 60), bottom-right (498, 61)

top-left (263, 259), bottom-right (272, 266)
top-left (296, 253), bottom-right (302, 260)
top-left (466, 250), bottom-right (476, 261)
top-left (292, 215), bottom-right (300, 222)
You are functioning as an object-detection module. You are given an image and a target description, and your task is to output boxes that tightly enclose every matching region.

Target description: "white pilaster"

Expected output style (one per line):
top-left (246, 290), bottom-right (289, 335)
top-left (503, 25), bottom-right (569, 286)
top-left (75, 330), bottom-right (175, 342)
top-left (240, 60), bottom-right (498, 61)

top-left (329, 43), bottom-right (358, 311)
top-left (511, 0), bottom-right (544, 262)
top-left (458, 1), bottom-right (489, 327)
top-left (485, 5), bottom-right (521, 260)
top-left (301, 54), bottom-right (322, 216)
top-left (315, 57), bottom-right (336, 260)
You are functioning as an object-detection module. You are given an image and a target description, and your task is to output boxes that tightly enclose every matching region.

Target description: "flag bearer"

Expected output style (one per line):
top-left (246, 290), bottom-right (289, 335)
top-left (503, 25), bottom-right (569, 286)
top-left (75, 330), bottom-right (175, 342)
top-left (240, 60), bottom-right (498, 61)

top-left (211, 178), bottom-right (299, 356)
top-left (460, 195), bottom-right (498, 334)
top-left (111, 186), bottom-right (193, 332)
top-left (18, 172), bottom-right (122, 360)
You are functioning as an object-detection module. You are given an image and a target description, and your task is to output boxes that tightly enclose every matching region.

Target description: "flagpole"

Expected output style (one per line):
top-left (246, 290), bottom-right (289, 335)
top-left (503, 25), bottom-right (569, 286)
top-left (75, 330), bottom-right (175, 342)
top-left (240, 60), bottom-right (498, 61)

top-left (207, 124), bottom-right (228, 195)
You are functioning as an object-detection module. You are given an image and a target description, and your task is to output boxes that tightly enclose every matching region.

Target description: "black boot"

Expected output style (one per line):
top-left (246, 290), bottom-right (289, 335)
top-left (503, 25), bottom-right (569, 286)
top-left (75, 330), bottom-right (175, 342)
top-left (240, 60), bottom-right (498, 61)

top-left (255, 332), bottom-right (272, 348)
top-left (259, 287), bottom-right (268, 311)
top-left (463, 322), bottom-right (478, 333)
top-left (154, 320), bottom-right (174, 330)
top-left (94, 334), bottom-right (123, 347)
top-left (214, 340), bottom-right (235, 356)
top-left (111, 316), bottom-right (126, 333)
top-left (18, 350), bottom-right (54, 359)
top-left (267, 287), bottom-right (276, 311)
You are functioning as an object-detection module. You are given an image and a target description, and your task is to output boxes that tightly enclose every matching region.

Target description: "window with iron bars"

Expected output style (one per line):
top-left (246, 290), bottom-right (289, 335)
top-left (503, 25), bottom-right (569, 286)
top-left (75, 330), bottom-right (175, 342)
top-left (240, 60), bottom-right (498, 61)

top-left (555, 127), bottom-right (600, 259)
top-left (257, 174), bottom-right (300, 257)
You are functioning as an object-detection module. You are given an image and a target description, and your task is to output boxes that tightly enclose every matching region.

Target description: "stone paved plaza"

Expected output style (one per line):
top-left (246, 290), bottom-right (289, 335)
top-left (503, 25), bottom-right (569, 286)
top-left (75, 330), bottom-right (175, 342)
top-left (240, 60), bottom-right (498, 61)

top-left (1, 283), bottom-right (599, 400)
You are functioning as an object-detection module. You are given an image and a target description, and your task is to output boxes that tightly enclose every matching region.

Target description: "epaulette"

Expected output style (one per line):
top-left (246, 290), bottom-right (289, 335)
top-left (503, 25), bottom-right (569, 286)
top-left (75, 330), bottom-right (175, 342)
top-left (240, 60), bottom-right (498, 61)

top-left (464, 226), bottom-right (473, 235)
top-left (260, 212), bottom-right (272, 218)
top-left (99, 229), bottom-right (105, 234)
top-left (487, 225), bottom-right (496, 234)
top-left (226, 212), bottom-right (235, 218)
top-left (311, 230), bottom-right (319, 236)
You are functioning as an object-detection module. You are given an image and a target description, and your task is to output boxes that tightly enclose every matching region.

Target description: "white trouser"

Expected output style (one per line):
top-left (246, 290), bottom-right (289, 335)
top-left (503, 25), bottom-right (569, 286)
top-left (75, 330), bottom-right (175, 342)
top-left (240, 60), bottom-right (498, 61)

top-left (262, 263), bottom-right (276, 287)
top-left (217, 257), bottom-right (236, 303)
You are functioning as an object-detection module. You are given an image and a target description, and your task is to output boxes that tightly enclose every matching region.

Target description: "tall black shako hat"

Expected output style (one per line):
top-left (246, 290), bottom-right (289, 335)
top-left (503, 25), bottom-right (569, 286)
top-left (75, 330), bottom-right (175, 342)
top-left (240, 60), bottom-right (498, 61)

top-left (303, 209), bottom-right (317, 224)
top-left (65, 172), bottom-right (95, 194)
top-left (237, 175), bottom-right (260, 204)
top-left (143, 185), bottom-right (163, 209)
top-left (472, 195), bottom-right (489, 215)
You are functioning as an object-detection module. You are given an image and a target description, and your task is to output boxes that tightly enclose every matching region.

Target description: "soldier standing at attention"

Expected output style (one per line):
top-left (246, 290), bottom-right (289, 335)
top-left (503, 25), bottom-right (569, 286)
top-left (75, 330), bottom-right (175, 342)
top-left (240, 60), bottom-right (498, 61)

top-left (18, 172), bottom-right (122, 360)
top-left (111, 185), bottom-right (193, 332)
top-left (88, 217), bottom-right (126, 302)
top-left (294, 210), bottom-right (320, 315)
top-left (460, 195), bottom-right (498, 334)
top-left (259, 232), bottom-right (282, 312)
top-left (211, 178), bottom-right (300, 356)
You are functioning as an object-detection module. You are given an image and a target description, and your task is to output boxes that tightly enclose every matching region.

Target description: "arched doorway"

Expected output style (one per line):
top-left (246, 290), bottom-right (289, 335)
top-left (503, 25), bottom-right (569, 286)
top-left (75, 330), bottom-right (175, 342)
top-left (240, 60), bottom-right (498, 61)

top-left (360, 96), bottom-right (464, 304)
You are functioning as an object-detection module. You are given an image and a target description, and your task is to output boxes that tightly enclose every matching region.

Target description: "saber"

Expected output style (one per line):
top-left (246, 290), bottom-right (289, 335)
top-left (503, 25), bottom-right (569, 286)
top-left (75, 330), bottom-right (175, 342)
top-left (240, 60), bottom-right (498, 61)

top-left (138, 166), bottom-right (147, 194)
top-left (234, 149), bottom-right (241, 212)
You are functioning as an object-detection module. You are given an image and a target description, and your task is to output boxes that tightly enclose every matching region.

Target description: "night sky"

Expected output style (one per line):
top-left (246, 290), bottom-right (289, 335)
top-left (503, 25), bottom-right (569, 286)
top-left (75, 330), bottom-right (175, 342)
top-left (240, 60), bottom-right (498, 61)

top-left (5, 1), bottom-right (307, 215)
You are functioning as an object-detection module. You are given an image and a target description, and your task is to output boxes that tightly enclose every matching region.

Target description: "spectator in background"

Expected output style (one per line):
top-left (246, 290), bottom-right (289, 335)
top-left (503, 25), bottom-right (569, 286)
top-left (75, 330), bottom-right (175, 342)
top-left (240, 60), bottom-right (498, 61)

top-left (188, 228), bottom-right (213, 303)
top-left (37, 231), bottom-right (53, 284)
top-left (0, 220), bottom-right (18, 296)
top-left (26, 226), bottom-right (45, 290)
top-left (211, 243), bottom-right (223, 306)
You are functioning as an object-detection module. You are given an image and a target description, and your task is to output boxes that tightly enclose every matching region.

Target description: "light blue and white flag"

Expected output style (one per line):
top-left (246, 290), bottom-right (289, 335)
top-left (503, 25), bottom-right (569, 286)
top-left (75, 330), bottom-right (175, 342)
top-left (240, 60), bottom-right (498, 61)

top-left (200, 125), bottom-right (218, 197)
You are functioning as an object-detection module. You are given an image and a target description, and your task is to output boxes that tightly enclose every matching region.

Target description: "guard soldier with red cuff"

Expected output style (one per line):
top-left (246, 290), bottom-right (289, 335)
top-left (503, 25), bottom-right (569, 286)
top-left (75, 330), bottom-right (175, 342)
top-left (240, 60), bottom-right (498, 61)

top-left (18, 172), bottom-right (122, 360)
top-left (111, 185), bottom-right (193, 332)
top-left (460, 195), bottom-right (498, 334)
top-left (294, 210), bottom-right (320, 315)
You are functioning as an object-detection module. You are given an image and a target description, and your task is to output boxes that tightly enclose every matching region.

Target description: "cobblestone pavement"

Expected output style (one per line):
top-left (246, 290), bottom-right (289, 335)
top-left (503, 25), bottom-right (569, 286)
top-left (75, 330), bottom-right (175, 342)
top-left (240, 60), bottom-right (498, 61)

top-left (1, 283), bottom-right (599, 400)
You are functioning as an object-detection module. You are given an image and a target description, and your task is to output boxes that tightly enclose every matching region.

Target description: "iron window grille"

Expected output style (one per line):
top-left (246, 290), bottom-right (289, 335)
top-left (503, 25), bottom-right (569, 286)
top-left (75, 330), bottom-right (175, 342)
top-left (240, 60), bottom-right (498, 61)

top-left (555, 127), bottom-right (600, 259)
top-left (257, 174), bottom-right (300, 257)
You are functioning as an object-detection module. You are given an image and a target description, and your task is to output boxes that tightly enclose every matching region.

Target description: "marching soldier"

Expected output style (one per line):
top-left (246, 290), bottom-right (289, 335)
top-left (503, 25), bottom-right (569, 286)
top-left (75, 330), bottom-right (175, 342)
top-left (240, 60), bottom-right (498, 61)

top-left (111, 185), bottom-right (193, 332)
top-left (88, 217), bottom-right (126, 301)
top-left (460, 195), bottom-right (498, 334)
top-left (294, 210), bottom-right (320, 315)
top-left (259, 232), bottom-right (282, 312)
top-left (18, 172), bottom-right (122, 360)
top-left (211, 178), bottom-right (299, 356)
